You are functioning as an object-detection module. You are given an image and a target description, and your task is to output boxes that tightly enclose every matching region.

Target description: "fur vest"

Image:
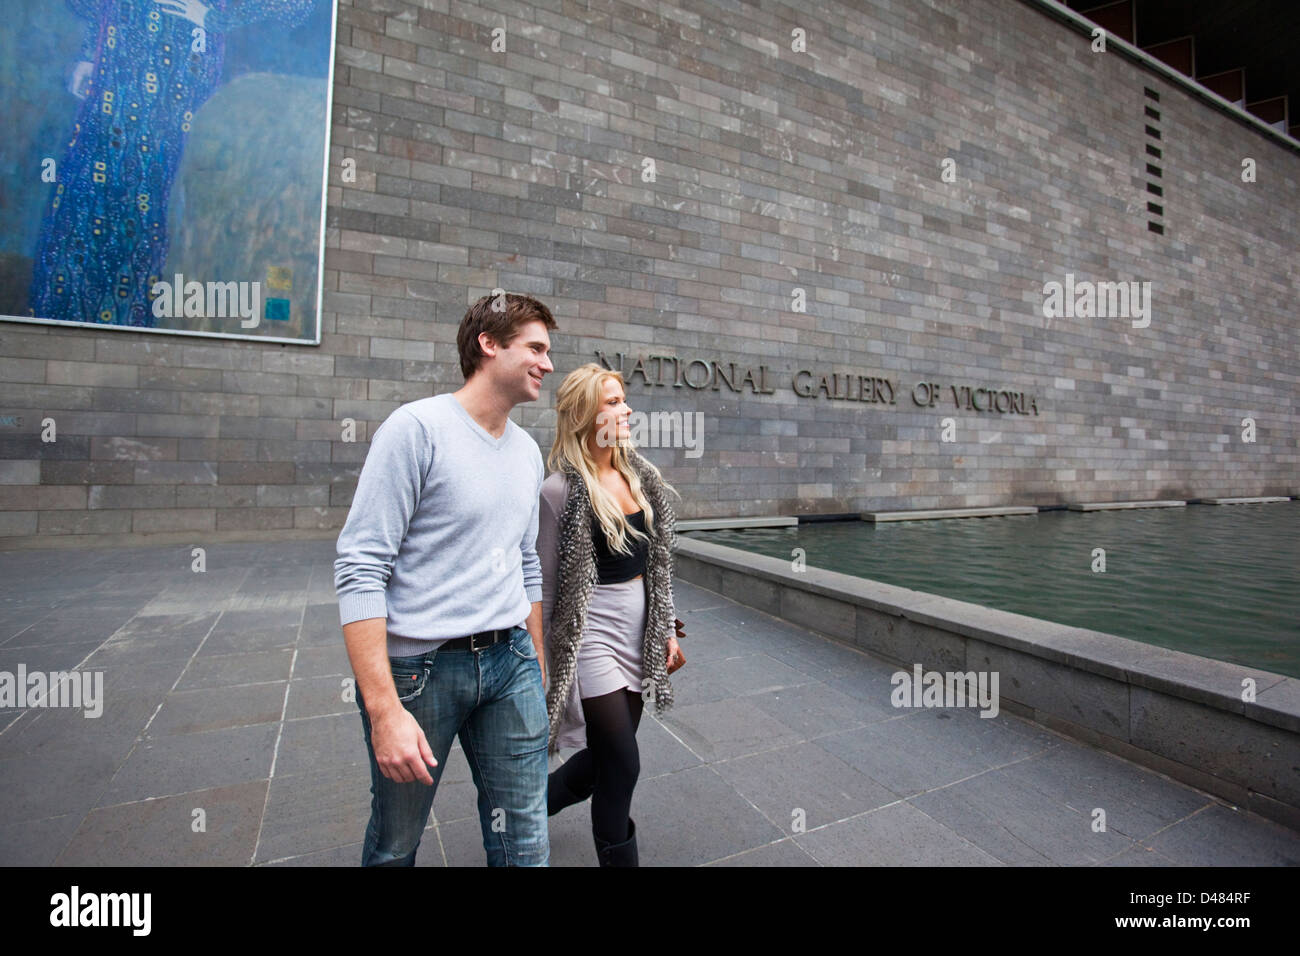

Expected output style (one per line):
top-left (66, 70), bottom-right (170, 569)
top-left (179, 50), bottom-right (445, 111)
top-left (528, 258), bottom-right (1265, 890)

top-left (538, 451), bottom-right (677, 752)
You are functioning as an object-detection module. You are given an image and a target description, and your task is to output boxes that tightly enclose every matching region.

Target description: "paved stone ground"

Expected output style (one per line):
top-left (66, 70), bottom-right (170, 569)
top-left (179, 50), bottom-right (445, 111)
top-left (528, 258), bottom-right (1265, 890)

top-left (1, 539), bottom-right (1297, 867)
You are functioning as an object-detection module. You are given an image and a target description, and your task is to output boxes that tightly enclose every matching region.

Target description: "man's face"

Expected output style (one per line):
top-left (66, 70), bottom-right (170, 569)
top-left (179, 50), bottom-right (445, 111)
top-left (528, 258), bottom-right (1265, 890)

top-left (481, 319), bottom-right (553, 404)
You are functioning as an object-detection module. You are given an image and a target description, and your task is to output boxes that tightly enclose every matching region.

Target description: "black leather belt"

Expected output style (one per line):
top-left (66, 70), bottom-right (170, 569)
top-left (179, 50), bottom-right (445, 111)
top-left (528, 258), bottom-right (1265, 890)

top-left (440, 628), bottom-right (514, 652)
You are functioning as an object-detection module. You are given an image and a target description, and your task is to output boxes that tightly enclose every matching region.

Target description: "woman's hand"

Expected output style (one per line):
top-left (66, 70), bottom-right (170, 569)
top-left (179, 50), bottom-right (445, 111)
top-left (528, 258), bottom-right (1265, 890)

top-left (665, 635), bottom-right (681, 669)
top-left (154, 0), bottom-right (210, 29)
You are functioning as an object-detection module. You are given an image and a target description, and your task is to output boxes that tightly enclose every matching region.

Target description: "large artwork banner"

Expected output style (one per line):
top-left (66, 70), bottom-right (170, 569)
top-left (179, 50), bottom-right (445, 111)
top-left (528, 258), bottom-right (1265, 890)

top-left (0, 0), bottom-right (337, 344)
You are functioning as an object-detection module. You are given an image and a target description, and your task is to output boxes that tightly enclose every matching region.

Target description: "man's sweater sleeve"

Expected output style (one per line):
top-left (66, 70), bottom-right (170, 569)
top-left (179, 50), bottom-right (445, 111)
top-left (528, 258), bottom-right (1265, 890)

top-left (334, 409), bottom-right (427, 626)
top-left (520, 456), bottom-right (543, 604)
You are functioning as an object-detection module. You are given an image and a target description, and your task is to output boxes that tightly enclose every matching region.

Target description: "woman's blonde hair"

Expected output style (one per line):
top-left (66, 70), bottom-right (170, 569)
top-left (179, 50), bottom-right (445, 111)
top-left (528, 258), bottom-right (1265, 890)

top-left (548, 363), bottom-right (675, 554)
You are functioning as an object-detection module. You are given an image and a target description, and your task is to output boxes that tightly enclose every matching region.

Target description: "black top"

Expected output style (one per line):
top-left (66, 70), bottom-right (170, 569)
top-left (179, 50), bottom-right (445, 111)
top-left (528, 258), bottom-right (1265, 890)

top-left (593, 510), bottom-right (649, 584)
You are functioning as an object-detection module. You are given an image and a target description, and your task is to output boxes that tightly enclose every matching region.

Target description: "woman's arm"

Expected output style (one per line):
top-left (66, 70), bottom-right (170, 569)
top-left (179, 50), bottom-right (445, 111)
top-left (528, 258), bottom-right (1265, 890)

top-left (536, 478), bottom-right (563, 646)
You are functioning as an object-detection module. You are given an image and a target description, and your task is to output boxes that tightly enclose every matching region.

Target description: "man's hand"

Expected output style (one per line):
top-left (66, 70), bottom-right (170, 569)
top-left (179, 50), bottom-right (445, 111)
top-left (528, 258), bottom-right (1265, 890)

top-left (370, 703), bottom-right (438, 785)
top-left (525, 601), bottom-right (547, 692)
top-left (342, 616), bottom-right (438, 784)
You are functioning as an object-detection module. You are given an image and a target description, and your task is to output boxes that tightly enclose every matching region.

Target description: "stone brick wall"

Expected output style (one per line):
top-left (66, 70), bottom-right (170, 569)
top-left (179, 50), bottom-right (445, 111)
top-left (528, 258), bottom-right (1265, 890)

top-left (1, 0), bottom-right (1296, 544)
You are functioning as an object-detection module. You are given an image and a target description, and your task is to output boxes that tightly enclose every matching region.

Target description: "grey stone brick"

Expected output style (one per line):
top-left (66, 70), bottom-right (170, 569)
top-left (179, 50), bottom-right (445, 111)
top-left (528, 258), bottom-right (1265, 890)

top-left (40, 461), bottom-right (132, 485)
top-left (135, 462), bottom-right (219, 485)
top-left (132, 509), bottom-right (216, 533)
top-left (217, 508), bottom-right (296, 531)
top-left (219, 463), bottom-right (296, 485)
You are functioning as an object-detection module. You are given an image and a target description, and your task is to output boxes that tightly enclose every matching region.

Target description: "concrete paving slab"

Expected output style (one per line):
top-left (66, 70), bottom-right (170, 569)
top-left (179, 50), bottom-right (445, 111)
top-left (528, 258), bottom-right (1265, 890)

top-left (632, 713), bottom-right (706, 777)
top-left (255, 767), bottom-right (372, 864)
top-left (148, 682), bottom-right (286, 736)
top-left (653, 662), bottom-right (729, 705)
top-left (82, 633), bottom-right (206, 666)
top-left (290, 643), bottom-right (352, 679)
top-left (546, 798), bottom-right (598, 867)
top-left (909, 767), bottom-right (1137, 865)
top-left (3, 610), bottom-right (137, 646)
top-left (795, 802), bottom-right (1003, 866)
top-left (1142, 804), bottom-right (1300, 866)
top-left (72, 659), bottom-right (188, 695)
top-left (272, 712), bottom-right (368, 777)
top-left (0, 813), bottom-right (83, 866)
top-left (198, 625), bottom-right (299, 656)
top-left (1100, 844), bottom-right (1179, 866)
top-left (263, 841), bottom-right (363, 867)
top-left (996, 740), bottom-right (1214, 841)
top-left (689, 652), bottom-right (814, 698)
top-left (437, 815), bottom-right (489, 867)
top-left (284, 676), bottom-right (356, 720)
top-left (712, 740), bottom-right (897, 831)
top-left (100, 723), bottom-right (280, 805)
top-left (747, 681), bottom-right (894, 738)
top-left (56, 780), bottom-right (267, 866)
top-left (0, 686), bottom-right (159, 759)
top-left (671, 579), bottom-right (731, 612)
top-left (0, 743), bottom-right (124, 823)
top-left (659, 697), bottom-right (803, 762)
top-left (633, 765), bottom-right (787, 866)
top-left (815, 717), bottom-right (964, 796)
top-left (177, 648), bottom-right (295, 690)
top-left (665, 623), bottom-right (750, 665)
top-left (705, 838), bottom-right (821, 866)
top-left (299, 603), bottom-right (344, 646)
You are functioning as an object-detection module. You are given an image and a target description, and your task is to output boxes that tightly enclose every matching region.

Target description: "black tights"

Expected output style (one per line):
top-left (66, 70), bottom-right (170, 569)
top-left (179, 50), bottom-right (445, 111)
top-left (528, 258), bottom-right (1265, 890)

top-left (550, 689), bottom-right (643, 843)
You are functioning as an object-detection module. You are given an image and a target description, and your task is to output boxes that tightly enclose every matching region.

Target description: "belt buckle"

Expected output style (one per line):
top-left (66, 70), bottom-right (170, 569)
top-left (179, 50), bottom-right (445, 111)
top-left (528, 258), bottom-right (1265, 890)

top-left (469, 630), bottom-right (497, 652)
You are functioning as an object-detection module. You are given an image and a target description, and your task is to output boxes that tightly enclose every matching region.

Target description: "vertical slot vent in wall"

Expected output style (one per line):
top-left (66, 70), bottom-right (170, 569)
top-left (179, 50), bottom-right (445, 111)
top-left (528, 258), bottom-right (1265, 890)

top-left (1144, 88), bottom-right (1164, 236)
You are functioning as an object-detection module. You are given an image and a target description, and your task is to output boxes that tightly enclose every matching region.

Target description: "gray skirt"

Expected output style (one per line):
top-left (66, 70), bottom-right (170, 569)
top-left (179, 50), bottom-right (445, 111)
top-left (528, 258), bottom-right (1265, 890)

top-left (576, 576), bottom-right (647, 700)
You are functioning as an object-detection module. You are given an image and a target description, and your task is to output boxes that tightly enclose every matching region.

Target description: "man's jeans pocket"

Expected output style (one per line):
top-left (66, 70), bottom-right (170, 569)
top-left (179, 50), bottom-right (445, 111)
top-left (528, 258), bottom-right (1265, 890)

top-left (507, 626), bottom-right (538, 662)
top-left (390, 655), bottom-right (430, 703)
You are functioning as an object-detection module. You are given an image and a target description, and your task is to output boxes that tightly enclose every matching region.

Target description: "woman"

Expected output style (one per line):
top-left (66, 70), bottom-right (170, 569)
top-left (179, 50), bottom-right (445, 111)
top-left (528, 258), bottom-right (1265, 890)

top-left (537, 363), bottom-right (683, 867)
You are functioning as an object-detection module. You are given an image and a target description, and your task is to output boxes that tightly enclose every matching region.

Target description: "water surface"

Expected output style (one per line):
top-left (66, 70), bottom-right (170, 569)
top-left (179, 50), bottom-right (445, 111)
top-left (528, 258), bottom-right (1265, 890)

top-left (687, 503), bottom-right (1300, 678)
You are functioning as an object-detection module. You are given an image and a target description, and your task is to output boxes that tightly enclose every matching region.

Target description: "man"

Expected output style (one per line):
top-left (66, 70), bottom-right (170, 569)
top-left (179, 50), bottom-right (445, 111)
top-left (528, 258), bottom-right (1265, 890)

top-left (335, 292), bottom-right (557, 866)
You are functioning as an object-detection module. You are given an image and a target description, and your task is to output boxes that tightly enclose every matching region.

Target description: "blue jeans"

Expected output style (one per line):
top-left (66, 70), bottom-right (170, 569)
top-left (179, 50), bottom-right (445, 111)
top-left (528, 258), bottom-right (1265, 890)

top-left (355, 625), bottom-right (549, 866)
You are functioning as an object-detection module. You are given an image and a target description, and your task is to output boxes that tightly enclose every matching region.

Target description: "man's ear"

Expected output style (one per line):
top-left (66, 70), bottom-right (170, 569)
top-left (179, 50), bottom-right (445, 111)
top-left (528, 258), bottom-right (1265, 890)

top-left (478, 331), bottom-right (500, 359)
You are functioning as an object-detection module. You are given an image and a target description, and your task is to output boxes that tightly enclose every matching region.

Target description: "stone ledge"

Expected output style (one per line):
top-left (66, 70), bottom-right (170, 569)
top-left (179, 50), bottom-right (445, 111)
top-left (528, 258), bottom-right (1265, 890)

top-left (863, 506), bottom-right (1039, 522)
top-left (676, 516), bottom-right (797, 531)
top-left (1200, 496), bottom-right (1292, 505)
top-left (1067, 500), bottom-right (1186, 511)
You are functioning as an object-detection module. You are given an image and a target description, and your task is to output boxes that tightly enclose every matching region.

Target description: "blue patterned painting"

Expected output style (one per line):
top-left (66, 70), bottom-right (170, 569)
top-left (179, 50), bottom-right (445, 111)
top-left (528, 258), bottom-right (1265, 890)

top-left (0, 0), bottom-right (336, 343)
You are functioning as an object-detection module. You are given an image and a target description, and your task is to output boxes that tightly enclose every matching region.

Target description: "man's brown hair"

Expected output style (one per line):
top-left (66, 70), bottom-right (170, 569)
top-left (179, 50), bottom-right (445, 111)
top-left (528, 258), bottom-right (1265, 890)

top-left (456, 293), bottom-right (558, 380)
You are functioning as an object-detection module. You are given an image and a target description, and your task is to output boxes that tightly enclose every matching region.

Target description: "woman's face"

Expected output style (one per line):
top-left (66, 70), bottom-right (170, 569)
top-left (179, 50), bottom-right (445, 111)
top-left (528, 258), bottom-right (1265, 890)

top-left (591, 376), bottom-right (631, 449)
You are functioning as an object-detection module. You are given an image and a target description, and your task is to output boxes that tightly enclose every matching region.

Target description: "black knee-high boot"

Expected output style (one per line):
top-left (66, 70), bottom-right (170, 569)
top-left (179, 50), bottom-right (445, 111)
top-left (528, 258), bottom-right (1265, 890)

top-left (593, 818), bottom-right (638, 867)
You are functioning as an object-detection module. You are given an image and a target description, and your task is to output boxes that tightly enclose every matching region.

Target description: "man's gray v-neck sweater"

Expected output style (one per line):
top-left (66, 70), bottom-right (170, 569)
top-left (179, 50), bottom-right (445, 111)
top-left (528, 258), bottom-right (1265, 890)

top-left (334, 393), bottom-right (544, 658)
